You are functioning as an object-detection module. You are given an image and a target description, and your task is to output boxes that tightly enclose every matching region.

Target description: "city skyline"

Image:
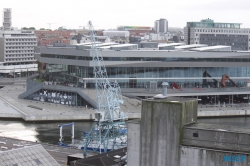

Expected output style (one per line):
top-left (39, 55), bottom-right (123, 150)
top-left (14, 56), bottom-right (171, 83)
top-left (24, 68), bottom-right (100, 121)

top-left (2, 0), bottom-right (250, 30)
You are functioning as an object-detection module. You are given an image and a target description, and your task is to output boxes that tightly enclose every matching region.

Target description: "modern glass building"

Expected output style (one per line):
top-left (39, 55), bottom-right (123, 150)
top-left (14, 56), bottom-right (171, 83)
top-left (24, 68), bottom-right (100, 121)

top-left (34, 44), bottom-right (250, 89)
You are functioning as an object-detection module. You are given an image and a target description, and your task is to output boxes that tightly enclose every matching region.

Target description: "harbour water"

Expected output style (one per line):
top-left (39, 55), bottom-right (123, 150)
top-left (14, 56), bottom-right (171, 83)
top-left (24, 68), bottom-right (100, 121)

top-left (0, 117), bottom-right (250, 145)
top-left (0, 119), bottom-right (95, 145)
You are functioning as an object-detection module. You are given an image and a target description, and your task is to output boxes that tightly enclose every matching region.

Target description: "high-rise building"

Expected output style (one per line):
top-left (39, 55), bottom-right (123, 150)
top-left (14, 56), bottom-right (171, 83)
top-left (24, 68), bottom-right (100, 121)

top-left (154, 18), bottom-right (168, 33)
top-left (2, 8), bottom-right (11, 31)
top-left (184, 18), bottom-right (250, 51)
top-left (0, 8), bottom-right (37, 77)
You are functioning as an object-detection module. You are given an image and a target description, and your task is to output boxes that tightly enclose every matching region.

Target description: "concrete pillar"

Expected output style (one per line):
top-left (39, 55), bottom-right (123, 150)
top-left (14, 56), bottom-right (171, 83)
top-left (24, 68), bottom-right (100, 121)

top-left (140, 97), bottom-right (198, 166)
top-left (84, 80), bottom-right (87, 89)
top-left (127, 119), bottom-right (140, 166)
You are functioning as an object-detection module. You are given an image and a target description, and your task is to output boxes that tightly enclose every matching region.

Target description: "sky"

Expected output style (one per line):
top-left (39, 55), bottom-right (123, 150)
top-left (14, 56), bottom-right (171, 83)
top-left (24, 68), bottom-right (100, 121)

top-left (2, 0), bottom-right (250, 30)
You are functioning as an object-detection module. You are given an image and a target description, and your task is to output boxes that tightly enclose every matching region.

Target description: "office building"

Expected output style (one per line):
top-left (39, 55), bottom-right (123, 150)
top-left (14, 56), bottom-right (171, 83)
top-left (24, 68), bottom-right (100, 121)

top-left (0, 8), bottom-right (38, 76)
top-left (154, 18), bottom-right (168, 33)
top-left (184, 18), bottom-right (250, 51)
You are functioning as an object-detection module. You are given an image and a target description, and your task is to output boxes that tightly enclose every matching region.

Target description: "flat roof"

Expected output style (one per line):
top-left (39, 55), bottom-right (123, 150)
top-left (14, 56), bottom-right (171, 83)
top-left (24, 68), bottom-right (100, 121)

top-left (85, 42), bottom-right (118, 47)
top-left (74, 42), bottom-right (101, 46)
top-left (190, 45), bottom-right (231, 51)
top-left (99, 46), bottom-right (111, 49)
top-left (110, 44), bottom-right (138, 47)
top-left (158, 43), bottom-right (185, 47)
top-left (175, 44), bottom-right (208, 49)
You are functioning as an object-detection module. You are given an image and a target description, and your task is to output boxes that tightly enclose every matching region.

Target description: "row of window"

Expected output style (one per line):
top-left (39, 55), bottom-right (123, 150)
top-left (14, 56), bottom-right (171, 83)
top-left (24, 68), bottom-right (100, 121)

top-left (193, 38), bottom-right (248, 42)
top-left (6, 46), bottom-right (33, 50)
top-left (49, 65), bottom-right (250, 88)
top-left (6, 50), bottom-right (33, 53)
top-left (195, 29), bottom-right (250, 33)
top-left (6, 38), bottom-right (36, 42)
top-left (199, 34), bottom-right (248, 38)
top-left (40, 54), bottom-right (250, 62)
top-left (6, 54), bottom-right (33, 57)
top-left (5, 42), bottom-right (36, 46)
top-left (6, 46), bottom-right (36, 49)
top-left (5, 58), bottom-right (35, 61)
top-left (10, 34), bottom-right (35, 37)
top-left (3, 62), bottom-right (35, 66)
top-left (5, 48), bottom-right (34, 53)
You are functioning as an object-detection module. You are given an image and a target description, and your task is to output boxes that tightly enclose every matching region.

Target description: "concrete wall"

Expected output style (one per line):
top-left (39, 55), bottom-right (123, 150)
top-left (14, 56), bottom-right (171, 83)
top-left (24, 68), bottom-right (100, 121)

top-left (139, 97), bottom-right (197, 166)
top-left (180, 146), bottom-right (250, 166)
top-left (183, 123), bottom-right (250, 152)
top-left (127, 96), bottom-right (250, 165)
top-left (127, 119), bottom-right (140, 166)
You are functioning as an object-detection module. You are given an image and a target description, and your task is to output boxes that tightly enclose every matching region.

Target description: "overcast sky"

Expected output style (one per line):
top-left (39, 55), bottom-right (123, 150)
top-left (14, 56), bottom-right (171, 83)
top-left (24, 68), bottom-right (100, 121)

top-left (2, 0), bottom-right (250, 30)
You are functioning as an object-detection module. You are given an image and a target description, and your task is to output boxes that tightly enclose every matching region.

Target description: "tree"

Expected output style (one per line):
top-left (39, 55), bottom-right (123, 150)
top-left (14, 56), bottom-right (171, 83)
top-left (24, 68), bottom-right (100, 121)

top-left (22, 27), bottom-right (28, 30)
top-left (29, 27), bottom-right (36, 30)
top-left (40, 28), bottom-right (45, 30)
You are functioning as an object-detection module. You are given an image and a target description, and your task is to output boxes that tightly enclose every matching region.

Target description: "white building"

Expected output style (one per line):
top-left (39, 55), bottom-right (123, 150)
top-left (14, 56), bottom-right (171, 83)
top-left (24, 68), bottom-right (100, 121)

top-left (103, 31), bottom-right (130, 43)
top-left (144, 33), bottom-right (169, 41)
top-left (0, 8), bottom-right (37, 76)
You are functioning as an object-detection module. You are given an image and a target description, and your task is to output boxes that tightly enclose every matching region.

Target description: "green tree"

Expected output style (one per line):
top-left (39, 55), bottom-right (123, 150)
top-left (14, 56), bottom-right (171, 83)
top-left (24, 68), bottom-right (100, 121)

top-left (29, 27), bottom-right (36, 30)
top-left (40, 28), bottom-right (45, 30)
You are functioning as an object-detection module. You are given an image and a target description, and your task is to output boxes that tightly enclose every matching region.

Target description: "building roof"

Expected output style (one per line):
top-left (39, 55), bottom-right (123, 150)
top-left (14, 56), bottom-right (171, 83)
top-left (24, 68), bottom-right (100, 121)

top-left (190, 45), bottom-right (231, 51)
top-left (110, 44), bottom-right (138, 48)
top-left (175, 44), bottom-right (208, 49)
top-left (99, 46), bottom-right (111, 49)
top-left (74, 42), bottom-right (101, 46)
top-left (85, 42), bottom-right (118, 47)
top-left (158, 43), bottom-right (185, 47)
top-left (0, 144), bottom-right (59, 166)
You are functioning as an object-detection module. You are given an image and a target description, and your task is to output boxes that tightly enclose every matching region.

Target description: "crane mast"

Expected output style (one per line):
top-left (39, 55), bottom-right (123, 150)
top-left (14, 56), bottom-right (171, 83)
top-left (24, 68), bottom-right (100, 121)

top-left (83, 21), bottom-right (128, 156)
top-left (88, 20), bottom-right (126, 122)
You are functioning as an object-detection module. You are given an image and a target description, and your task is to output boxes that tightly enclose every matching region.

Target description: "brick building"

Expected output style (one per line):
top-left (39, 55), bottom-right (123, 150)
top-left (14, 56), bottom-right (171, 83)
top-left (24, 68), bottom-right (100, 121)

top-left (34, 30), bottom-right (76, 46)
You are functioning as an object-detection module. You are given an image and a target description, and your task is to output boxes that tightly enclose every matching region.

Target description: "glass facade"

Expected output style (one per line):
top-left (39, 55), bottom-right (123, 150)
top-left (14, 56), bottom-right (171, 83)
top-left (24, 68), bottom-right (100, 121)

top-left (41, 54), bottom-right (250, 62)
top-left (47, 65), bottom-right (250, 89)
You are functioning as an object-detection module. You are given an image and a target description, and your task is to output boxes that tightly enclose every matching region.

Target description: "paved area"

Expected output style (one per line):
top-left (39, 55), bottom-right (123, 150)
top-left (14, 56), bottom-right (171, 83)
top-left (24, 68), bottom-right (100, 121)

top-left (81, 88), bottom-right (141, 118)
top-left (0, 76), bottom-right (31, 86)
top-left (0, 85), bottom-right (97, 121)
top-left (0, 85), bottom-right (141, 121)
top-left (1, 82), bottom-right (250, 121)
